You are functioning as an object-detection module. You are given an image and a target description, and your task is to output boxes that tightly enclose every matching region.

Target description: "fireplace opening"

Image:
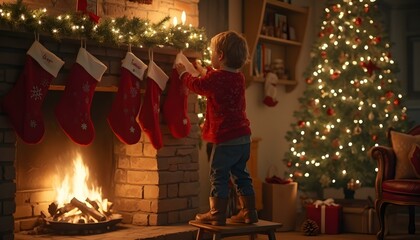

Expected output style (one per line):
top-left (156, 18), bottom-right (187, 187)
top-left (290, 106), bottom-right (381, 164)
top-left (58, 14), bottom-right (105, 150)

top-left (15, 91), bottom-right (119, 233)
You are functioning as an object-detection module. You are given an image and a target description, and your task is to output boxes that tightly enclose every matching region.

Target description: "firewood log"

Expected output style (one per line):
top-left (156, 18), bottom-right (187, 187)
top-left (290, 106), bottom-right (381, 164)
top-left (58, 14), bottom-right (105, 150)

top-left (53, 203), bottom-right (76, 221)
top-left (70, 197), bottom-right (106, 222)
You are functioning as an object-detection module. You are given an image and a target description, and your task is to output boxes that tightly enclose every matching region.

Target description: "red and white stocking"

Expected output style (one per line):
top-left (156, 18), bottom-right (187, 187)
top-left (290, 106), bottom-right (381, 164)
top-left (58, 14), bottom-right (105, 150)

top-left (263, 72), bottom-right (279, 107)
top-left (2, 41), bottom-right (64, 144)
top-left (107, 52), bottom-right (147, 145)
top-left (54, 47), bottom-right (107, 145)
top-left (138, 60), bottom-right (168, 150)
top-left (163, 52), bottom-right (199, 138)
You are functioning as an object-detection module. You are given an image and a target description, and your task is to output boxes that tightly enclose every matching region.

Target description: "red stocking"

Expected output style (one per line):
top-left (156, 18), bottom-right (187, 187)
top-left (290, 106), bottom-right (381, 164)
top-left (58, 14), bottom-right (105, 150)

top-left (163, 52), bottom-right (199, 138)
top-left (107, 52), bottom-right (147, 145)
top-left (54, 48), bottom-right (107, 145)
top-left (2, 41), bottom-right (64, 144)
top-left (138, 60), bottom-right (168, 150)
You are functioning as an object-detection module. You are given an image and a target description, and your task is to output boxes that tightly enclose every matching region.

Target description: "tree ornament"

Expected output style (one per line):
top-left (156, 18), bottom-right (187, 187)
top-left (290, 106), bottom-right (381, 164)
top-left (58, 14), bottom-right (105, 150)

top-left (327, 107), bottom-right (335, 116)
top-left (354, 17), bottom-right (362, 26)
top-left (364, 6), bottom-right (369, 13)
top-left (339, 52), bottom-right (347, 63)
top-left (298, 120), bottom-right (306, 128)
top-left (294, 171), bottom-right (303, 178)
top-left (361, 60), bottom-right (380, 76)
top-left (332, 5), bottom-right (340, 12)
top-left (372, 134), bottom-right (377, 141)
top-left (385, 90), bottom-right (394, 99)
top-left (353, 80), bottom-right (360, 88)
top-left (330, 72), bottom-right (340, 80)
top-left (301, 219), bottom-right (320, 236)
top-left (394, 98), bottom-right (400, 106)
top-left (321, 51), bottom-right (327, 59)
top-left (332, 138), bottom-right (340, 148)
top-left (354, 125), bottom-right (362, 135)
top-left (306, 77), bottom-right (313, 84)
top-left (368, 112), bottom-right (375, 121)
top-left (287, 161), bottom-right (292, 168)
top-left (373, 36), bottom-right (381, 44)
top-left (355, 37), bottom-right (361, 44)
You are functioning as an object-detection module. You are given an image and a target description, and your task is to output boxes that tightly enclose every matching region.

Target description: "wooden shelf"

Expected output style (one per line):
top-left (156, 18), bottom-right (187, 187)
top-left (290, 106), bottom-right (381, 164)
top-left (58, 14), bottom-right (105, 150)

top-left (243, 0), bottom-right (309, 93)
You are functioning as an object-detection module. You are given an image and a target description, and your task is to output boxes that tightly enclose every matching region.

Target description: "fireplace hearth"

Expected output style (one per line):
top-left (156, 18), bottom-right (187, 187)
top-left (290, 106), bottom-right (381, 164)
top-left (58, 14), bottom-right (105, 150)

top-left (0, 28), bottom-right (201, 238)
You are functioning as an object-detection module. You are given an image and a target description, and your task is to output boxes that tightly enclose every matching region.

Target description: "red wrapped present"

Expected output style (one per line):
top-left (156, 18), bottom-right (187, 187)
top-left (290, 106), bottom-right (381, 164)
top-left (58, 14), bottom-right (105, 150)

top-left (306, 198), bottom-right (342, 234)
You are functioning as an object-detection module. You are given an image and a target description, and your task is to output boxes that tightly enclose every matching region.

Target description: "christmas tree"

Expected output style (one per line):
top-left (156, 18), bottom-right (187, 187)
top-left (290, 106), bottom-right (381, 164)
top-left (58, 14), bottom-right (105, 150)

top-left (283, 0), bottom-right (413, 196)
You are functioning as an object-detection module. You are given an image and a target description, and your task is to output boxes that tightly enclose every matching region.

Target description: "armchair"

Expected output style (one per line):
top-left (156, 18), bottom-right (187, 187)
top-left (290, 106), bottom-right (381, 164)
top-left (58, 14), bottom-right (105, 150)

top-left (370, 125), bottom-right (420, 240)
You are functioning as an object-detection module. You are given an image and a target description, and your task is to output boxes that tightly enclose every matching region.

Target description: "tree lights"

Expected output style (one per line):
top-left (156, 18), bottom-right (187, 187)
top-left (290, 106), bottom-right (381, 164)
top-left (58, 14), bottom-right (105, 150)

top-left (283, 0), bottom-right (413, 195)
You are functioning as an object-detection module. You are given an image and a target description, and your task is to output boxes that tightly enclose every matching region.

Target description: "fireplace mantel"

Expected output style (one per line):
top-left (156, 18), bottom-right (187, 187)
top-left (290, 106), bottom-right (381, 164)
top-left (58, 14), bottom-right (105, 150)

top-left (0, 28), bottom-right (201, 235)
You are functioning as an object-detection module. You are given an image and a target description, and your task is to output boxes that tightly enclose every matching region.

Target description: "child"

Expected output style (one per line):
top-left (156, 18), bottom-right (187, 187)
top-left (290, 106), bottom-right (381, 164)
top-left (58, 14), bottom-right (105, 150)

top-left (175, 31), bottom-right (258, 226)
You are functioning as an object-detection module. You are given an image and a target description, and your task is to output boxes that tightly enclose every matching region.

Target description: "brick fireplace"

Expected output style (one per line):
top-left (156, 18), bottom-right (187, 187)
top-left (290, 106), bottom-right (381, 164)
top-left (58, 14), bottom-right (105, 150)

top-left (0, 1), bottom-right (201, 236)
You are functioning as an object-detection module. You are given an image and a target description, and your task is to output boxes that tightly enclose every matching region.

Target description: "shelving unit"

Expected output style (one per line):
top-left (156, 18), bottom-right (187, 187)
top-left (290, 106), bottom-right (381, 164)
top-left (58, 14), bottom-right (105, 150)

top-left (243, 0), bottom-right (309, 92)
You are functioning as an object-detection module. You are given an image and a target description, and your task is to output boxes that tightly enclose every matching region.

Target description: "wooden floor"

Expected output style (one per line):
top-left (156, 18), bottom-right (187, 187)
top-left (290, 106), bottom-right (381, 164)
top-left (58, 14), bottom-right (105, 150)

top-left (225, 231), bottom-right (420, 240)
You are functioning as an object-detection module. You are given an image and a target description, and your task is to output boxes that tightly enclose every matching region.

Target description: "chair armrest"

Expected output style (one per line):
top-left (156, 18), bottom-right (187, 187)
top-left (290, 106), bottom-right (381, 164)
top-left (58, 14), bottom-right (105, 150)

top-left (370, 146), bottom-right (396, 197)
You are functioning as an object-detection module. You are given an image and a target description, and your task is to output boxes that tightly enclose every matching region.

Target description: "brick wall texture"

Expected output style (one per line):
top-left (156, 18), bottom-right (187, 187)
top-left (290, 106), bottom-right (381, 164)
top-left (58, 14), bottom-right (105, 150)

top-left (0, 0), bottom-right (200, 238)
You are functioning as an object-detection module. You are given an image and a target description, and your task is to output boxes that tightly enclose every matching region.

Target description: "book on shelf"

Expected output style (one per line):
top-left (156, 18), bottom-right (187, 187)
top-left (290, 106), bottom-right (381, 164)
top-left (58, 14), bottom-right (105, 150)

top-left (253, 43), bottom-right (272, 77)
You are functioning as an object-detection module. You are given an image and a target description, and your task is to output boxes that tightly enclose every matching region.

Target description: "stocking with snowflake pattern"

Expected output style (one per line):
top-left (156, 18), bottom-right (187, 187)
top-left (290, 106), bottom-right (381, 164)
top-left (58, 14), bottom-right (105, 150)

top-left (2, 40), bottom-right (64, 144)
top-left (54, 47), bottom-right (107, 145)
top-left (107, 52), bottom-right (147, 144)
top-left (138, 60), bottom-right (168, 150)
top-left (163, 52), bottom-right (199, 138)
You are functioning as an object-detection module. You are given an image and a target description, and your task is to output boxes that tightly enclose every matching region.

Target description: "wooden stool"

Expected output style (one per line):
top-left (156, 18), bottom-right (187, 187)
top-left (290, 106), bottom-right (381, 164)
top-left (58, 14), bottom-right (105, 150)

top-left (189, 219), bottom-right (282, 240)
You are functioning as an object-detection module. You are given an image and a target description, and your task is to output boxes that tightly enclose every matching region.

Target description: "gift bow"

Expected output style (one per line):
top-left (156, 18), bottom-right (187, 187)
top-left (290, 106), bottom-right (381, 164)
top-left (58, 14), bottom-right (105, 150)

top-left (313, 198), bottom-right (338, 208)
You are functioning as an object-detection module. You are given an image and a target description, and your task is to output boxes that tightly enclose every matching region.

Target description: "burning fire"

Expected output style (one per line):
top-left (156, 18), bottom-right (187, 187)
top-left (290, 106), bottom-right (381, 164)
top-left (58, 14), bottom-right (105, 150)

top-left (54, 153), bottom-right (106, 209)
top-left (47, 152), bottom-right (114, 224)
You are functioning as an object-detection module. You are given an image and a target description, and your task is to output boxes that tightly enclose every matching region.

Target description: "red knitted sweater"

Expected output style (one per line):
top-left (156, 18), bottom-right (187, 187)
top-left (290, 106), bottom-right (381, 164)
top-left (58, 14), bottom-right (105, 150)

top-left (181, 69), bottom-right (251, 143)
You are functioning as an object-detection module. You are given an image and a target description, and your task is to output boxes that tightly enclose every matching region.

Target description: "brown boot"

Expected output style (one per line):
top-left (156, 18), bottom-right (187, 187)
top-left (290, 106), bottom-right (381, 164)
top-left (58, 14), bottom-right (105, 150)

top-left (195, 197), bottom-right (228, 226)
top-left (230, 195), bottom-right (258, 224)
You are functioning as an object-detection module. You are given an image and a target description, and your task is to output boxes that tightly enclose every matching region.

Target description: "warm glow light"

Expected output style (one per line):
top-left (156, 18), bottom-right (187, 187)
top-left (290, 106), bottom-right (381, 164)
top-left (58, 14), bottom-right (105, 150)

top-left (181, 11), bottom-right (186, 25)
top-left (173, 16), bottom-right (178, 26)
top-left (54, 153), bottom-right (104, 210)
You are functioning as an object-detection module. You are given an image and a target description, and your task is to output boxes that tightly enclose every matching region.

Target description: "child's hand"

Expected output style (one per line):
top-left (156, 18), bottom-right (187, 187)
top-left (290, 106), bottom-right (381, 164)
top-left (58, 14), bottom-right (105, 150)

top-left (195, 60), bottom-right (207, 77)
top-left (175, 63), bottom-right (187, 75)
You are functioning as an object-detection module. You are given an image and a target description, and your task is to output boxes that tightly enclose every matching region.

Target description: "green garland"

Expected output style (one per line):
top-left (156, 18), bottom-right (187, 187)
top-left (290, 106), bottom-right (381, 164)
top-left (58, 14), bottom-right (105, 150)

top-left (0, 0), bottom-right (208, 51)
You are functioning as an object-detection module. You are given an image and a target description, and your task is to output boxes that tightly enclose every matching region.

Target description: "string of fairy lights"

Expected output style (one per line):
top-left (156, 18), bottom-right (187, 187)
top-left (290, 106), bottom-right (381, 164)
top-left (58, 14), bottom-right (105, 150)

top-left (0, 0), bottom-right (210, 125)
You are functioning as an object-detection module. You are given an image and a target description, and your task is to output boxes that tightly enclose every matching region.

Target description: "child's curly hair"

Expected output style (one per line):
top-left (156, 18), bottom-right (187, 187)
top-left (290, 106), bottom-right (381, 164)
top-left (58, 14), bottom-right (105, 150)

top-left (211, 31), bottom-right (250, 69)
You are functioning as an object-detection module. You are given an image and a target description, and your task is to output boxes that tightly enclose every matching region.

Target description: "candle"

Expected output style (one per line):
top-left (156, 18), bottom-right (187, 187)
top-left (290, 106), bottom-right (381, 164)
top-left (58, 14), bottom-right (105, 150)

top-left (181, 11), bottom-right (186, 25)
top-left (173, 16), bottom-right (178, 26)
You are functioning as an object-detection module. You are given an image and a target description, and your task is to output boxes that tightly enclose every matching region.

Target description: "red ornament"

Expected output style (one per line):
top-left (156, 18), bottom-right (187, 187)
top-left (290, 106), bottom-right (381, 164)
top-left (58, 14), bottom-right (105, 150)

top-left (354, 17), bottom-right (362, 26)
top-left (287, 162), bottom-right (292, 168)
top-left (332, 5), bottom-right (340, 12)
top-left (298, 120), bottom-right (305, 128)
top-left (355, 37), bottom-right (361, 44)
top-left (330, 72), bottom-right (340, 80)
top-left (394, 98), bottom-right (400, 105)
top-left (321, 51), bottom-right (327, 59)
top-left (364, 6), bottom-right (369, 13)
top-left (402, 113), bottom-right (407, 120)
top-left (372, 135), bottom-right (378, 141)
top-left (385, 91), bottom-right (394, 99)
top-left (361, 60), bottom-right (380, 76)
top-left (327, 108), bottom-right (335, 116)
top-left (373, 36), bottom-right (381, 44)
top-left (306, 77), bottom-right (313, 84)
top-left (354, 80), bottom-right (360, 88)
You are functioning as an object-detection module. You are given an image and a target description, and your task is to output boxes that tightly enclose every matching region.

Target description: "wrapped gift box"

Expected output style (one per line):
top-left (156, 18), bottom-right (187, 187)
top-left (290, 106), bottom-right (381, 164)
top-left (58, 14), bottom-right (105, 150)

top-left (260, 182), bottom-right (298, 231)
top-left (306, 203), bottom-right (342, 234)
top-left (335, 199), bottom-right (379, 234)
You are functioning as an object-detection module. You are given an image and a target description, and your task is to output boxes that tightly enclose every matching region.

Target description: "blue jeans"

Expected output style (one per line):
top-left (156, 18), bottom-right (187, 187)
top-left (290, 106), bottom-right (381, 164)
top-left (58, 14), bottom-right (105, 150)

top-left (209, 142), bottom-right (255, 198)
